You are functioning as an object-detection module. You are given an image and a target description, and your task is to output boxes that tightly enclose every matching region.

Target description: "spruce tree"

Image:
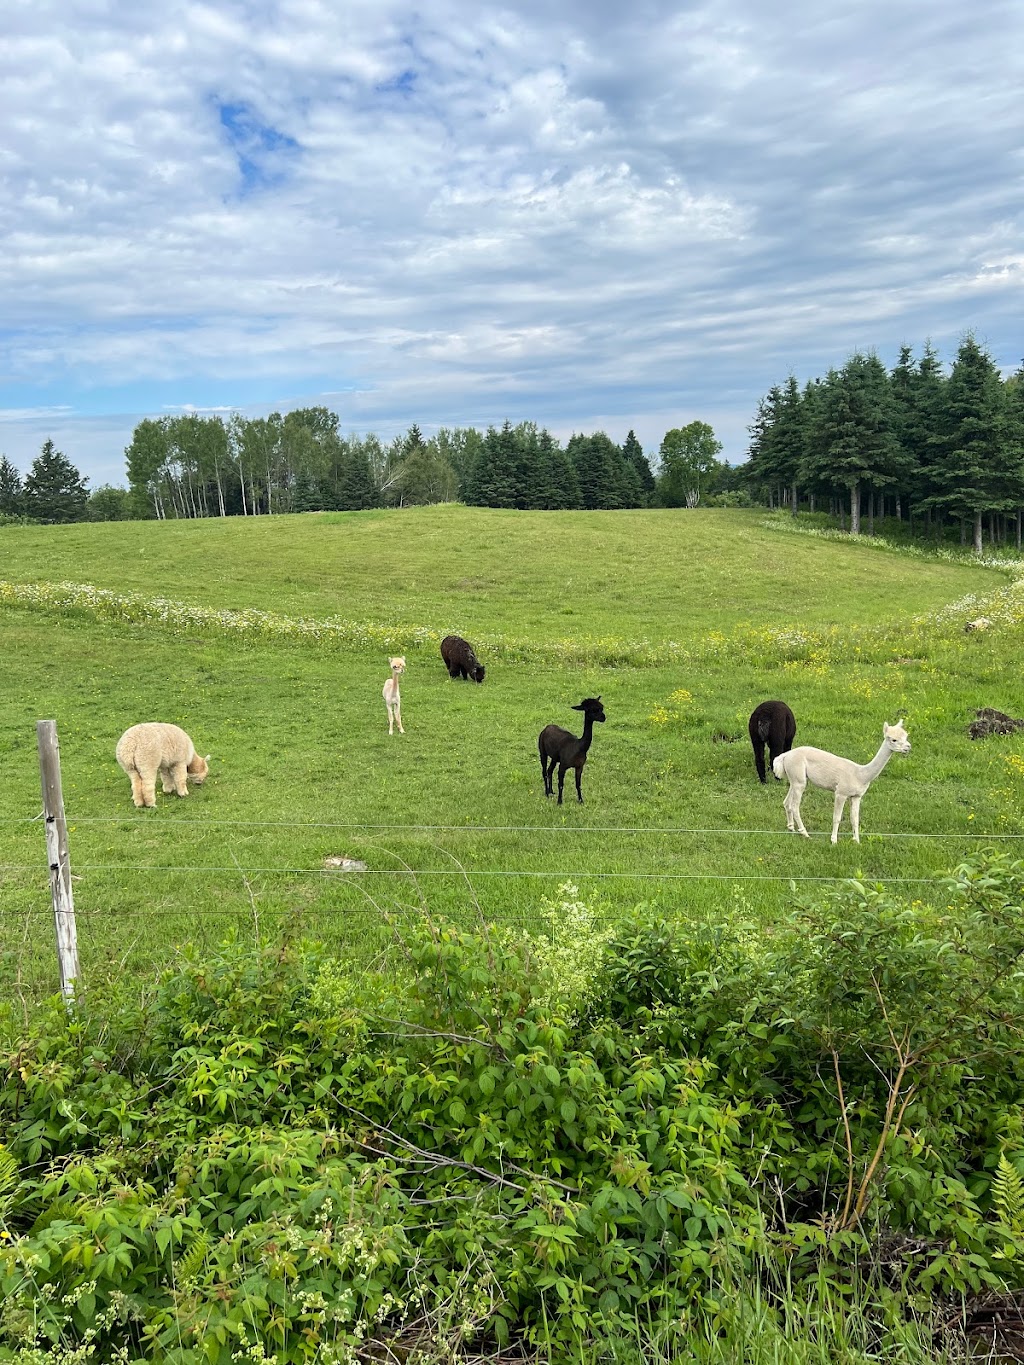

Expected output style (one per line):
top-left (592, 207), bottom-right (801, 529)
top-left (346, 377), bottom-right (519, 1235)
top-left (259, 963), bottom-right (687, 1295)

top-left (23, 440), bottom-right (89, 523)
top-left (926, 336), bottom-right (1010, 552)
top-left (622, 430), bottom-right (655, 504)
top-left (569, 432), bottom-right (624, 509)
top-left (0, 456), bottom-right (23, 515)
top-left (470, 422), bottom-right (521, 507)
top-left (545, 434), bottom-right (582, 509)
top-left (1005, 364), bottom-right (1024, 548)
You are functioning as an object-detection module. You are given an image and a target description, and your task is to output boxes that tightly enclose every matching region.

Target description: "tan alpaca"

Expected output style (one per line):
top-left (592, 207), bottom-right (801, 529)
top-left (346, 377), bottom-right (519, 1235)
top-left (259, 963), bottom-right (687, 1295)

top-left (116, 723), bottom-right (210, 809)
top-left (382, 657), bottom-right (406, 734)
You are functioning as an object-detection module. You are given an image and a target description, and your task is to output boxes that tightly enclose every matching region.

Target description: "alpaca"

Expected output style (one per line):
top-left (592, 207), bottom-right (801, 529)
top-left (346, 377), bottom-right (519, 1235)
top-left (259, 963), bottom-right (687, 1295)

top-left (748, 700), bottom-right (796, 783)
top-left (115, 723), bottom-right (209, 809)
top-left (382, 656), bottom-right (406, 735)
top-left (538, 697), bottom-right (606, 804)
top-left (440, 634), bottom-right (486, 683)
top-left (772, 719), bottom-right (911, 843)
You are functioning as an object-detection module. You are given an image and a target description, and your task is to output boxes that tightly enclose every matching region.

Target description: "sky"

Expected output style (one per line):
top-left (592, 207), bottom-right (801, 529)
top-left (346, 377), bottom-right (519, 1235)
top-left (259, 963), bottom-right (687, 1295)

top-left (2, 0), bottom-right (1023, 488)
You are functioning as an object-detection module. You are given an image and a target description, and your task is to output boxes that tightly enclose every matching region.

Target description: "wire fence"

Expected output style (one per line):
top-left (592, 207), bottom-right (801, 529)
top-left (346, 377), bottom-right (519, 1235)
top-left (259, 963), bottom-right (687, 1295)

top-left (1, 815), bottom-right (1019, 839)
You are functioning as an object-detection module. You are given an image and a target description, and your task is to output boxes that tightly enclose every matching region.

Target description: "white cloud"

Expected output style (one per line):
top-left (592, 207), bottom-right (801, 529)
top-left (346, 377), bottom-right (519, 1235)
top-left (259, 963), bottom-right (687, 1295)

top-left (1, 0), bottom-right (1023, 480)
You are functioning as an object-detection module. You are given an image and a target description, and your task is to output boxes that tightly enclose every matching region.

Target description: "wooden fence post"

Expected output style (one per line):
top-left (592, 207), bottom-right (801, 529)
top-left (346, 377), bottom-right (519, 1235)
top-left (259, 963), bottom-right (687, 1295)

top-left (37, 720), bottom-right (80, 1005)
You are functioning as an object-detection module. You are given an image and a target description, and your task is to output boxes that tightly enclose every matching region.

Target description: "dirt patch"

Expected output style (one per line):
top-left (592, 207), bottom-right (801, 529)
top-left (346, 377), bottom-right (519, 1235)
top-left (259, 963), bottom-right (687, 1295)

top-left (968, 708), bottom-right (1024, 740)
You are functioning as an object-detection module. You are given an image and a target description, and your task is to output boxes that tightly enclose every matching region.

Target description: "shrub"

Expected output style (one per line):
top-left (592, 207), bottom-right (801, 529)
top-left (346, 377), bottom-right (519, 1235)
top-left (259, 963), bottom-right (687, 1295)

top-left (2, 854), bottom-right (1023, 1361)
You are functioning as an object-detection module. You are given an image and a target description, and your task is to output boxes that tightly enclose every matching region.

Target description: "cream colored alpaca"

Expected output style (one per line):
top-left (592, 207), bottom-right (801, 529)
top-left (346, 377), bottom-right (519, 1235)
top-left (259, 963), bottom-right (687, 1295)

top-left (772, 719), bottom-right (911, 844)
top-left (116, 723), bottom-right (210, 809)
top-left (382, 657), bottom-right (406, 735)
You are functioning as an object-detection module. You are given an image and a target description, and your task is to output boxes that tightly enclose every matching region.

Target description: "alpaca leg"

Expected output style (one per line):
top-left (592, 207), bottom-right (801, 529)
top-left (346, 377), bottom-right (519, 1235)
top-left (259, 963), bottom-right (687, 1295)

top-left (169, 760), bottom-right (189, 797)
top-left (754, 743), bottom-right (767, 784)
top-left (831, 792), bottom-right (847, 844)
top-left (160, 764), bottom-right (176, 794)
top-left (850, 795), bottom-right (862, 843)
top-left (787, 782), bottom-right (809, 836)
top-left (782, 782), bottom-right (798, 832)
top-left (556, 765), bottom-right (567, 805)
top-left (139, 767), bottom-right (158, 809)
top-left (386, 701), bottom-right (394, 735)
top-left (395, 701), bottom-right (404, 734)
top-left (574, 767), bottom-right (584, 804)
top-left (543, 755), bottom-right (556, 797)
top-left (128, 771), bottom-right (148, 808)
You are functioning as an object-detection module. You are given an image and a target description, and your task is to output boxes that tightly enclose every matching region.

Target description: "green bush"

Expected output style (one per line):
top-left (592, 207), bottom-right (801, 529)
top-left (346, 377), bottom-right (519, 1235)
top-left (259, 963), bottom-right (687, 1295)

top-left (2, 854), bottom-right (1023, 1361)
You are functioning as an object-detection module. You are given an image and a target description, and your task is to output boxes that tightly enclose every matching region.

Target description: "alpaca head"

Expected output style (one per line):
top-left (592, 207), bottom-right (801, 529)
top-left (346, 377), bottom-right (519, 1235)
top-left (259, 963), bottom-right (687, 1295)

top-left (472, 663), bottom-right (486, 684)
top-left (883, 719), bottom-right (911, 754)
top-left (389, 656), bottom-right (406, 676)
top-left (572, 696), bottom-right (605, 723)
top-left (187, 753), bottom-right (210, 784)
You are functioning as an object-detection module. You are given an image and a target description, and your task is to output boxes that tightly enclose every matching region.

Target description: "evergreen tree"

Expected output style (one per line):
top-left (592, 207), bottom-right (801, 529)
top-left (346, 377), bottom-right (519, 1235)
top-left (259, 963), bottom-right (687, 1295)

top-left (805, 354), bottom-right (902, 533)
top-left (335, 442), bottom-right (378, 510)
top-left (469, 422), bottom-right (521, 507)
top-left (568, 432), bottom-right (625, 509)
top-left (743, 391), bottom-right (778, 503)
top-left (617, 451), bottom-right (645, 507)
top-left (925, 336), bottom-right (1011, 552)
top-left (906, 342), bottom-right (948, 525)
top-left (23, 439), bottom-right (89, 523)
top-left (544, 432), bottom-right (581, 509)
top-left (291, 469), bottom-right (324, 512)
top-left (513, 422), bottom-right (550, 510)
top-left (1005, 363), bottom-right (1024, 548)
top-left (622, 430), bottom-right (655, 504)
top-left (0, 456), bottom-right (23, 515)
top-left (771, 375), bottom-right (807, 513)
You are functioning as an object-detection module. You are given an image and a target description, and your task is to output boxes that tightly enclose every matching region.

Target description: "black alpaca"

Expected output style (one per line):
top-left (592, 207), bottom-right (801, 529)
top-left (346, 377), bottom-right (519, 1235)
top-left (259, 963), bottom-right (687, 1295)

top-left (748, 700), bottom-right (796, 784)
top-left (539, 697), bottom-right (606, 804)
top-left (440, 634), bottom-right (486, 683)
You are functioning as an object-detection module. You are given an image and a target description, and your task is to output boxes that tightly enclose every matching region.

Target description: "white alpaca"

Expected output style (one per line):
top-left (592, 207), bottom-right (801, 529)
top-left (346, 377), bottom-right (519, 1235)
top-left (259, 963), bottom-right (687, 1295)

top-left (382, 656), bottom-right (406, 735)
top-left (772, 719), bottom-right (911, 844)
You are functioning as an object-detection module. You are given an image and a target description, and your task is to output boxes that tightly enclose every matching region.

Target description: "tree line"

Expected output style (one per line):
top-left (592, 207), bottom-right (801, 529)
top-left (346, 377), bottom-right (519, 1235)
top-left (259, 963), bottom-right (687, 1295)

top-left (4, 334), bottom-right (1021, 546)
top-left (0, 415), bottom-right (735, 523)
top-left (744, 335), bottom-right (1024, 551)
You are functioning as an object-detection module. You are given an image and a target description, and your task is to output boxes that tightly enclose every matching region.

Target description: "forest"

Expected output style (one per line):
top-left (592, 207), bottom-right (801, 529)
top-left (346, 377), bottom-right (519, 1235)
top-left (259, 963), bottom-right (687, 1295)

top-left (1, 336), bottom-right (1022, 548)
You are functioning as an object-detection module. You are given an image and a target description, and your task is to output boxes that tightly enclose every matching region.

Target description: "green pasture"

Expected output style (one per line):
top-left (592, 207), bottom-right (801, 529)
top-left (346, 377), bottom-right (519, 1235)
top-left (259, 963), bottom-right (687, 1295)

top-left (2, 506), bottom-right (1023, 1007)
top-left (0, 505), bottom-right (992, 638)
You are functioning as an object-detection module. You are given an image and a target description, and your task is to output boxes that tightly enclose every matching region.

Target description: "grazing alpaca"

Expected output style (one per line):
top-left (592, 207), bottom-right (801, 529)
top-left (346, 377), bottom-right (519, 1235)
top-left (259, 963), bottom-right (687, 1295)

top-left (116, 723), bottom-right (209, 809)
top-left (440, 634), bottom-right (486, 683)
top-left (772, 719), bottom-right (911, 844)
top-left (382, 656), bottom-right (406, 735)
top-left (539, 697), bottom-right (606, 804)
top-left (748, 700), bottom-right (797, 783)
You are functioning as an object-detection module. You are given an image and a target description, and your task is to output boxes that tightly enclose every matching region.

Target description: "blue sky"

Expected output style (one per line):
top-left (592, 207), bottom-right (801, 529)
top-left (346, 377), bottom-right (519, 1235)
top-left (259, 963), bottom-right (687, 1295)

top-left (2, 0), bottom-right (1022, 486)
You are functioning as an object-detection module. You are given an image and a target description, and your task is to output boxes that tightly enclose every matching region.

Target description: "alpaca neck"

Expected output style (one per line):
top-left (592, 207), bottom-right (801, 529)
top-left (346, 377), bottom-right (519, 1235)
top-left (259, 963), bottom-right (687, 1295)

top-left (858, 740), bottom-right (893, 784)
top-left (390, 668), bottom-right (401, 696)
top-left (577, 714), bottom-right (595, 752)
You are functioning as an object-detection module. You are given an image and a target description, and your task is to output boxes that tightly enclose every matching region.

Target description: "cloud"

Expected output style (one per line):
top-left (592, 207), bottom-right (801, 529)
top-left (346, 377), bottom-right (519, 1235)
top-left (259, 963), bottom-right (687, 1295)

top-left (1, 0), bottom-right (1022, 482)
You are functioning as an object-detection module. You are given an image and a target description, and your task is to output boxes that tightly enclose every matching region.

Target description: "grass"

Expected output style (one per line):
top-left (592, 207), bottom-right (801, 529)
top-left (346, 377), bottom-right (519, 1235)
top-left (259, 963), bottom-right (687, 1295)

top-left (3, 505), bottom-right (1024, 1009)
top-left (0, 505), bottom-right (995, 639)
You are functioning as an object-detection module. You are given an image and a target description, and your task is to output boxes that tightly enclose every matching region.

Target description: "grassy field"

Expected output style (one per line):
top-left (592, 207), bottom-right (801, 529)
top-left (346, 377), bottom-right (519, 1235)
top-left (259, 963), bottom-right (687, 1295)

top-left (3, 505), bottom-right (1024, 1009)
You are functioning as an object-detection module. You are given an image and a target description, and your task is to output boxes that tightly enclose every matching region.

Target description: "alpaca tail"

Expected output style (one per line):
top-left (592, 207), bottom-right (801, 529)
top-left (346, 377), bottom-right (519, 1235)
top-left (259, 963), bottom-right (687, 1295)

top-left (771, 753), bottom-right (788, 780)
